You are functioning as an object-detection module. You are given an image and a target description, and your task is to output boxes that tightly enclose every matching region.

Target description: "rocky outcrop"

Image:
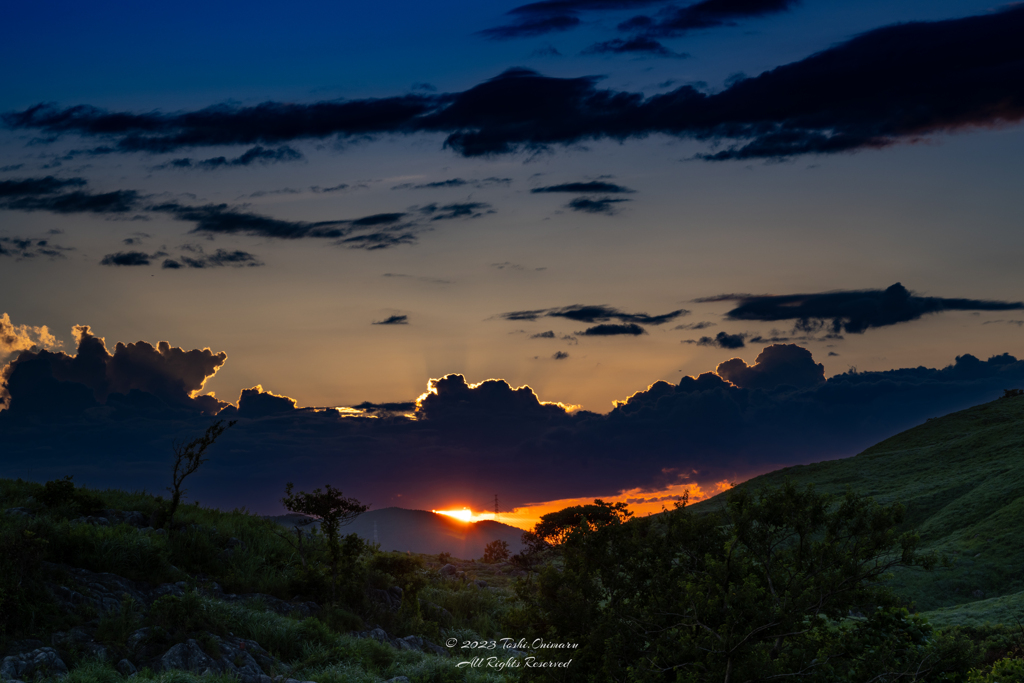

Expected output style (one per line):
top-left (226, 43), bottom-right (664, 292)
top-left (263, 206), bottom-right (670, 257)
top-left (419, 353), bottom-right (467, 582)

top-left (1, 647), bottom-right (68, 681)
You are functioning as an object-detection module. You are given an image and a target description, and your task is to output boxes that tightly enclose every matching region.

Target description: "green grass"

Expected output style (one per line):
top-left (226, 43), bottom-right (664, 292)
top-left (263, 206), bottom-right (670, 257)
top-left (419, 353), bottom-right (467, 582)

top-left (691, 394), bottom-right (1024, 616)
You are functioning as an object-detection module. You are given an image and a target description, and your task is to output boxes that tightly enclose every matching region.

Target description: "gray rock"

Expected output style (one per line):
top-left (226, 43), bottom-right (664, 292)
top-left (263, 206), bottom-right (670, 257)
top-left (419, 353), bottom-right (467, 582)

top-left (474, 580), bottom-right (487, 588)
top-left (116, 660), bottom-right (137, 676)
top-left (4, 507), bottom-right (33, 518)
top-left (1, 647), bottom-right (69, 681)
top-left (127, 628), bottom-right (151, 650)
top-left (159, 639), bottom-right (219, 674)
top-left (438, 564), bottom-right (457, 576)
top-left (154, 528), bottom-right (167, 536)
top-left (385, 678), bottom-right (411, 683)
top-left (226, 537), bottom-right (246, 550)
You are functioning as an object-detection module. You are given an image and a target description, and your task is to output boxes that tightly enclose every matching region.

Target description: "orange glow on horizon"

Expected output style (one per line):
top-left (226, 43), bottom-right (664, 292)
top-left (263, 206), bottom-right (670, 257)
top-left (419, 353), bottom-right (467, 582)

top-left (429, 479), bottom-right (737, 532)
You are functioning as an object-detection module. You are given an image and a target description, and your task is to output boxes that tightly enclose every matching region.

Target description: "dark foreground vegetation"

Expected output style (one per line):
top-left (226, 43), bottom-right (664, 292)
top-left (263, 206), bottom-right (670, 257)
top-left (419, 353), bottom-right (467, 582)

top-left (3, 393), bottom-right (1024, 682)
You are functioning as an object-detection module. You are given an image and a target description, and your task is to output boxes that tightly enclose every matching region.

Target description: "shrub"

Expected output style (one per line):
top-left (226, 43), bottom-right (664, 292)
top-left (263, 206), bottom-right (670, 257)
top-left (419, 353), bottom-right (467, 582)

top-left (37, 476), bottom-right (105, 517)
top-left (481, 540), bottom-right (509, 564)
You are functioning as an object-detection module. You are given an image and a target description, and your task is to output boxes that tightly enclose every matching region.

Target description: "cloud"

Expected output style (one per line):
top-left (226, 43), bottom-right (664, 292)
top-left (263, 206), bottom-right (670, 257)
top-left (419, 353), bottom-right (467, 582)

top-left (531, 181), bottom-right (635, 193)
top-left (553, 351), bottom-right (570, 359)
top-left (381, 273), bottom-right (453, 284)
top-left (566, 196), bottom-right (630, 214)
top-left (620, 0), bottom-right (799, 38)
top-left (0, 313), bottom-right (59, 363)
top-left (11, 8), bottom-right (1024, 162)
top-left (0, 236), bottom-right (74, 260)
top-left (582, 37), bottom-right (687, 58)
top-left (351, 400), bottom-right (417, 414)
top-left (156, 145), bottom-right (303, 170)
top-left (1, 325), bottom-right (226, 414)
top-left (162, 248), bottom-right (264, 269)
top-left (417, 202), bottom-right (494, 221)
top-left (224, 385), bottom-right (298, 419)
top-left (479, 0), bottom-right (793, 41)
top-left (478, 13), bottom-right (582, 39)
top-left (710, 282), bottom-right (1024, 334)
top-left (0, 176), bottom-right (86, 196)
top-left (716, 344), bottom-right (825, 390)
top-left (674, 321), bottom-right (715, 330)
top-left (373, 315), bottom-right (409, 325)
top-left (501, 303), bottom-right (686, 325)
top-left (100, 251), bottom-right (152, 266)
top-left (531, 330), bottom-right (556, 338)
top-left (491, 262), bottom-right (546, 271)
top-left (391, 177), bottom-right (511, 190)
top-left (578, 322), bottom-right (647, 336)
top-left (687, 331), bottom-right (748, 348)
top-left (6, 327), bottom-right (1024, 513)
top-left (479, 0), bottom-right (673, 40)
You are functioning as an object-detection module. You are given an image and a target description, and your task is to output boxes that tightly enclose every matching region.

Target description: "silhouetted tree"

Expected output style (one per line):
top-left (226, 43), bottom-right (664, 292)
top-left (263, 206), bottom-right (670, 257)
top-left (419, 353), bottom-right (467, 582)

top-left (167, 419), bottom-right (235, 528)
top-left (511, 483), bottom-right (964, 682)
top-left (281, 482), bottom-right (369, 603)
top-left (533, 498), bottom-right (633, 546)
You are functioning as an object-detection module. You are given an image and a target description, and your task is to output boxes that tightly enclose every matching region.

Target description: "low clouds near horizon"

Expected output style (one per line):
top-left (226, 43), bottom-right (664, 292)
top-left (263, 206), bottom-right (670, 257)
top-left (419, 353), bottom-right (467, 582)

top-left (4, 322), bottom-right (1024, 514)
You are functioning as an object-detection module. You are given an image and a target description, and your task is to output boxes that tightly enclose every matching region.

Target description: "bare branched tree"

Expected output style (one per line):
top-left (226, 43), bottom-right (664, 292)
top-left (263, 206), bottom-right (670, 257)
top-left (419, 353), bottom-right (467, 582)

top-left (167, 419), bottom-right (236, 528)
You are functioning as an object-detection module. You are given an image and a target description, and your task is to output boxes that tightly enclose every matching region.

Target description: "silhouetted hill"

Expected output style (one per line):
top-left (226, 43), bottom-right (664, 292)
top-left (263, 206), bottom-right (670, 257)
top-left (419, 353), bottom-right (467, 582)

top-left (267, 507), bottom-right (525, 559)
top-left (691, 393), bottom-right (1024, 617)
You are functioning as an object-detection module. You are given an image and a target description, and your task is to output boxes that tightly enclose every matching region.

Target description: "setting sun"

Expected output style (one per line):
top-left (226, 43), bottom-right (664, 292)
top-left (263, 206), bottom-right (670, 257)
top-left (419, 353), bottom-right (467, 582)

top-left (432, 507), bottom-right (480, 522)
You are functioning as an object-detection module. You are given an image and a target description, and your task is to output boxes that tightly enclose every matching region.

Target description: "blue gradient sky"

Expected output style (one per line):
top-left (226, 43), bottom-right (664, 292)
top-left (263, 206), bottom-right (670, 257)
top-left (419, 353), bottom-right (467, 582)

top-left (1, 0), bottom-right (1022, 513)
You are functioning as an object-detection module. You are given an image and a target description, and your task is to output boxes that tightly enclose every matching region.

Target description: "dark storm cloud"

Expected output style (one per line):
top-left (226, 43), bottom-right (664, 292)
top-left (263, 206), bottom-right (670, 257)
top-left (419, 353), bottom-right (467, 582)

top-left (621, 0), bottom-right (799, 38)
top-left (531, 330), bottom-right (556, 338)
top-left (0, 236), bottom-right (74, 260)
top-left (686, 331), bottom-right (748, 348)
top-left (530, 181), bottom-right (634, 193)
top-left (553, 351), bottom-right (570, 359)
top-left (710, 282), bottom-right (1024, 334)
top-left (6, 326), bottom-right (1024, 512)
top-left (10, 7), bottom-right (1024, 161)
top-left (157, 145), bottom-right (303, 170)
top-left (100, 251), bottom-right (152, 266)
top-left (578, 323), bottom-right (647, 336)
top-left (566, 196), bottom-right (630, 214)
top-left (373, 315), bottom-right (409, 325)
top-left (501, 303), bottom-right (687, 325)
top-left (674, 321), bottom-right (715, 330)
top-left (582, 37), bottom-right (687, 57)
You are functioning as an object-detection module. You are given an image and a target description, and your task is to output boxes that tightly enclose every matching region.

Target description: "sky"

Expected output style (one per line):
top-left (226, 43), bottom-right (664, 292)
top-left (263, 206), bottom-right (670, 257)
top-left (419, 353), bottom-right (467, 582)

top-left (1, 0), bottom-right (1023, 529)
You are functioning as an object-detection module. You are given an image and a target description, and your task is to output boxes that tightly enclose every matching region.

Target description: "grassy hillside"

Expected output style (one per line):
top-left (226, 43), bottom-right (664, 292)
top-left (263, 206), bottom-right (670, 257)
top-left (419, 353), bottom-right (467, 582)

top-left (692, 393), bottom-right (1024, 615)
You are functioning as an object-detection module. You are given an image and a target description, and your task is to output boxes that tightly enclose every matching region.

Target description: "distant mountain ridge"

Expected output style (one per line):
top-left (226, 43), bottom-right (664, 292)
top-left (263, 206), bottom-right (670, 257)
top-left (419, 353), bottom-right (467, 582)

top-left (267, 507), bottom-right (525, 559)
